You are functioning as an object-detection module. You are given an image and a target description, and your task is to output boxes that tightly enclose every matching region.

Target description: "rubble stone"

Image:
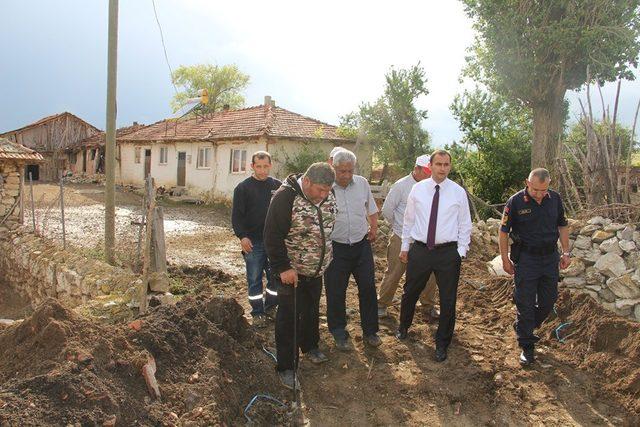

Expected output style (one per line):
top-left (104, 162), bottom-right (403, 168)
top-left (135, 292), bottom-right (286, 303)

top-left (599, 237), bottom-right (622, 255)
top-left (560, 258), bottom-right (585, 277)
top-left (606, 274), bottom-right (640, 299)
top-left (592, 230), bottom-right (615, 243)
top-left (594, 253), bottom-right (627, 278)
top-left (573, 235), bottom-right (592, 250)
top-left (579, 224), bottom-right (600, 235)
top-left (619, 240), bottom-right (636, 253)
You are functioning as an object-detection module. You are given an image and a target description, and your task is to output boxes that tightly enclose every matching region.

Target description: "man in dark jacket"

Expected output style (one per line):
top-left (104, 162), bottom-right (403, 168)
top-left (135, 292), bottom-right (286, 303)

top-left (232, 151), bottom-right (282, 327)
top-left (264, 162), bottom-right (337, 390)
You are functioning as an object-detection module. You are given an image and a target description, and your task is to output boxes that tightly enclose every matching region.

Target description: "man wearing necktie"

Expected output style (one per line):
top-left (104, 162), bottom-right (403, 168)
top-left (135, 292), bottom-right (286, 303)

top-left (395, 150), bottom-right (472, 363)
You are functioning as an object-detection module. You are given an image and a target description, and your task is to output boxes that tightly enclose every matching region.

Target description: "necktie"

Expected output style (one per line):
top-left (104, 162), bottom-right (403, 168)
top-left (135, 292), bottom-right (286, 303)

top-left (426, 184), bottom-right (440, 249)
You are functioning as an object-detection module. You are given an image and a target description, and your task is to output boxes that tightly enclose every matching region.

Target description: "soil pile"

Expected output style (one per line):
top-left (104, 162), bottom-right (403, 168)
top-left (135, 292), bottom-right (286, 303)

top-left (0, 295), bottom-right (287, 426)
top-left (540, 290), bottom-right (640, 414)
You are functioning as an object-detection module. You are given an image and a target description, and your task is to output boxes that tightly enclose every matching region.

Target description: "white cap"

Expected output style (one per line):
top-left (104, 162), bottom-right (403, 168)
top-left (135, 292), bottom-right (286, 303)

top-left (415, 154), bottom-right (430, 167)
top-left (329, 146), bottom-right (346, 158)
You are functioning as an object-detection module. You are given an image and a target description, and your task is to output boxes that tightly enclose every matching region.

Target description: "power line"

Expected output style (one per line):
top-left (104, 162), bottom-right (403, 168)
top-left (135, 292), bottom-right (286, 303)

top-left (151, 0), bottom-right (179, 95)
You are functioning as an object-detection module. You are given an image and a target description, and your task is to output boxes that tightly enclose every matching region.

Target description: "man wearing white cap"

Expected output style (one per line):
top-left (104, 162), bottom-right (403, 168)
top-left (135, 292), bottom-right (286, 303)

top-left (377, 155), bottom-right (440, 319)
top-left (328, 146), bottom-right (346, 166)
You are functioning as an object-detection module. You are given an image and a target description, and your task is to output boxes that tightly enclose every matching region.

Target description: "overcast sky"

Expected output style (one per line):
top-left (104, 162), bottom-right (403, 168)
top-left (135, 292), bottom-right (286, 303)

top-left (1, 0), bottom-right (639, 147)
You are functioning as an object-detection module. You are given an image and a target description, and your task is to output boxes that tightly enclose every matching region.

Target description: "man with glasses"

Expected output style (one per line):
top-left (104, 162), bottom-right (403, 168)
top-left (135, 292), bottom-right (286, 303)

top-left (499, 168), bottom-right (571, 366)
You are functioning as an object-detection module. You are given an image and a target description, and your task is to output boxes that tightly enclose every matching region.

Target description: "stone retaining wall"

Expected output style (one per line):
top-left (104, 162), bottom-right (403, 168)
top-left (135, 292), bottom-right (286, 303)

top-left (561, 216), bottom-right (640, 321)
top-left (0, 162), bottom-right (21, 220)
top-left (0, 225), bottom-right (140, 309)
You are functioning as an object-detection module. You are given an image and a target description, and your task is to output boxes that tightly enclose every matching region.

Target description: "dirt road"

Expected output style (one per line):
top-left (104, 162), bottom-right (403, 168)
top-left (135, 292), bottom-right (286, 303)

top-left (4, 182), bottom-right (638, 425)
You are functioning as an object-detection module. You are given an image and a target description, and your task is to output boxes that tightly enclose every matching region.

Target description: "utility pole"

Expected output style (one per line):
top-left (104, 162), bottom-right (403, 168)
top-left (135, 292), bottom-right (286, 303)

top-left (105, 0), bottom-right (118, 264)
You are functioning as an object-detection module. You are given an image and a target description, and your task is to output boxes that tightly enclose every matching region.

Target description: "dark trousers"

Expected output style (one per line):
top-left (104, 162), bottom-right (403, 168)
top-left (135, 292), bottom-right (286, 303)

top-left (324, 239), bottom-right (379, 338)
top-left (514, 252), bottom-right (559, 349)
top-left (399, 243), bottom-right (461, 348)
top-left (275, 274), bottom-right (322, 372)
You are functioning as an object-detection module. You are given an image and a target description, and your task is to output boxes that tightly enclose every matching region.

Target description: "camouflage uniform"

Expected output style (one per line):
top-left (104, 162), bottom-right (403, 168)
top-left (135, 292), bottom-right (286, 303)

top-left (264, 174), bottom-right (337, 372)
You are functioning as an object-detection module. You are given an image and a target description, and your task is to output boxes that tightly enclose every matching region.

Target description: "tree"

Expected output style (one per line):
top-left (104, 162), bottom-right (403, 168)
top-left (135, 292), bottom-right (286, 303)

top-left (461, 0), bottom-right (640, 169)
top-left (171, 64), bottom-right (250, 114)
top-left (341, 63), bottom-right (431, 178)
top-left (449, 88), bottom-right (532, 204)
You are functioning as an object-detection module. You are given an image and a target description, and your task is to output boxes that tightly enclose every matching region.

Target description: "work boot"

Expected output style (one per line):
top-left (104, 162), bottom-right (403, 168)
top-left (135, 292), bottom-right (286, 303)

top-left (306, 348), bottom-right (329, 364)
top-left (252, 314), bottom-right (267, 328)
top-left (395, 327), bottom-right (408, 340)
top-left (333, 333), bottom-right (354, 352)
top-left (434, 345), bottom-right (448, 362)
top-left (377, 306), bottom-right (388, 318)
top-left (519, 347), bottom-right (535, 366)
top-left (278, 370), bottom-right (300, 390)
top-left (364, 333), bottom-right (382, 347)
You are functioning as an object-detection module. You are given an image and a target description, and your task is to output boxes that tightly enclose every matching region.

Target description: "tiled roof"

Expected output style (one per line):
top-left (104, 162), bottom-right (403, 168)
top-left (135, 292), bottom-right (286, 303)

top-left (0, 138), bottom-right (44, 162)
top-left (0, 112), bottom-right (101, 136)
top-left (70, 123), bottom-right (146, 150)
top-left (119, 105), bottom-right (353, 143)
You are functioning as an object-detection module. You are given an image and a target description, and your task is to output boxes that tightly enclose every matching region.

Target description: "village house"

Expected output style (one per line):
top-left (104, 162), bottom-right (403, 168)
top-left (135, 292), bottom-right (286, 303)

top-left (0, 112), bottom-right (101, 181)
top-left (116, 97), bottom-right (366, 199)
top-left (0, 138), bottom-right (44, 224)
top-left (66, 122), bottom-right (145, 176)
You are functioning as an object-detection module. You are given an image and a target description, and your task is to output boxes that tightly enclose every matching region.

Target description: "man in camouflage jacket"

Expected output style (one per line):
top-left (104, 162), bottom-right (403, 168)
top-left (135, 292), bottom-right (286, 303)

top-left (264, 162), bottom-right (337, 390)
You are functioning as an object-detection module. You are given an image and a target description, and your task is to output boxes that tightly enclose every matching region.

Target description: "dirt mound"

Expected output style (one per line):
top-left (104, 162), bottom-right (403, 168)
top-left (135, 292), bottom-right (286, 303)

top-left (0, 295), bottom-right (288, 426)
top-left (540, 290), bottom-right (640, 415)
top-left (168, 264), bottom-right (236, 295)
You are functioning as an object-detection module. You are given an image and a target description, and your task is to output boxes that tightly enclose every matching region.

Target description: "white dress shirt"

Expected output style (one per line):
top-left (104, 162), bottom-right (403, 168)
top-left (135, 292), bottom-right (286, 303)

top-left (381, 173), bottom-right (418, 238)
top-left (401, 177), bottom-right (472, 257)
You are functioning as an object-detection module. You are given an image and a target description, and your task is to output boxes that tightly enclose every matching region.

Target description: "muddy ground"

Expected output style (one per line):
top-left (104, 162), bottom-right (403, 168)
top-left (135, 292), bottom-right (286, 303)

top-left (2, 182), bottom-right (639, 426)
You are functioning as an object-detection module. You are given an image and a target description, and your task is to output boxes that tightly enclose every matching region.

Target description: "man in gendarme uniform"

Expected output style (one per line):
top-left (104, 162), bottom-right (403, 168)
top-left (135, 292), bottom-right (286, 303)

top-left (499, 168), bottom-right (571, 366)
top-left (264, 162), bottom-right (337, 390)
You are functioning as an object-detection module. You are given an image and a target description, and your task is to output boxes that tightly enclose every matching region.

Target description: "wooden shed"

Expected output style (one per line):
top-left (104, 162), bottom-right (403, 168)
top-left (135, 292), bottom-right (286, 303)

top-left (0, 112), bottom-right (100, 181)
top-left (0, 138), bottom-right (44, 225)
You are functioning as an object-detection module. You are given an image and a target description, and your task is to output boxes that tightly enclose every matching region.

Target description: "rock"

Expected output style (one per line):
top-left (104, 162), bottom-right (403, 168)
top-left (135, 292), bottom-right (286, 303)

top-left (604, 223), bottom-right (626, 232)
top-left (560, 258), bottom-right (585, 277)
top-left (619, 225), bottom-right (636, 241)
top-left (583, 289), bottom-right (599, 300)
top-left (618, 240), bottom-right (636, 253)
top-left (487, 255), bottom-right (510, 277)
top-left (599, 237), bottom-right (622, 255)
top-left (584, 267), bottom-right (606, 286)
top-left (562, 277), bottom-right (586, 288)
top-left (582, 248), bottom-right (602, 265)
top-left (613, 305), bottom-right (633, 317)
top-left (625, 252), bottom-right (640, 271)
top-left (588, 216), bottom-right (606, 225)
top-left (606, 274), bottom-right (640, 299)
top-left (129, 319), bottom-right (144, 331)
top-left (595, 253), bottom-right (627, 278)
top-left (0, 318), bottom-right (16, 326)
top-left (573, 235), bottom-right (592, 250)
top-left (634, 231), bottom-right (640, 246)
top-left (585, 285), bottom-right (602, 292)
top-left (592, 230), bottom-right (615, 243)
top-left (103, 415), bottom-right (116, 427)
top-left (142, 355), bottom-right (161, 400)
top-left (579, 224), bottom-right (601, 235)
top-left (635, 304), bottom-right (640, 321)
top-left (598, 287), bottom-right (616, 303)
top-left (615, 298), bottom-right (640, 309)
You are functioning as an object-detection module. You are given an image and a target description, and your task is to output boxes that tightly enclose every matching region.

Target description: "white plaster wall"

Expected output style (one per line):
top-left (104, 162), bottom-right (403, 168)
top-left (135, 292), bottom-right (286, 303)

top-left (212, 139), bottom-right (266, 198)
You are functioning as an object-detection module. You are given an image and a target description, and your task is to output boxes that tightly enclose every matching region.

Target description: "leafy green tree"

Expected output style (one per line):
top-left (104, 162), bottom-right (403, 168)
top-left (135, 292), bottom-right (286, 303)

top-left (461, 0), bottom-right (640, 169)
top-left (279, 142), bottom-right (326, 175)
top-left (341, 63), bottom-right (431, 177)
top-left (449, 89), bottom-right (532, 203)
top-left (171, 64), bottom-right (250, 114)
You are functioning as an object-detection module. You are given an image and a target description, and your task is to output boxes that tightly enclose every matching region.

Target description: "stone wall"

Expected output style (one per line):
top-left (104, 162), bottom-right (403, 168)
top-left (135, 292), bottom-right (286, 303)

top-left (0, 225), bottom-right (140, 309)
top-left (0, 161), bottom-right (21, 220)
top-left (561, 216), bottom-right (640, 321)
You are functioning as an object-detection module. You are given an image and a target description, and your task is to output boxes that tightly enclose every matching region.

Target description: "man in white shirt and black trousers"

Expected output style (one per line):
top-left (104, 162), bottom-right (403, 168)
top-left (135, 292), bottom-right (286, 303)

top-left (395, 150), bottom-right (472, 363)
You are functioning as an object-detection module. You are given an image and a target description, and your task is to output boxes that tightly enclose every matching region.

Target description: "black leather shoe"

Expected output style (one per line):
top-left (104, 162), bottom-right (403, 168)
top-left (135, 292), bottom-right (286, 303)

top-left (519, 347), bottom-right (535, 366)
top-left (395, 328), bottom-right (408, 340)
top-left (435, 346), bottom-right (447, 362)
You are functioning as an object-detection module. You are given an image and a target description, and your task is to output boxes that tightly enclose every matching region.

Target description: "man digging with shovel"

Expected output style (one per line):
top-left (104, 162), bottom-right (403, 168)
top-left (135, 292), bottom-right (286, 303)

top-left (264, 162), bottom-right (337, 390)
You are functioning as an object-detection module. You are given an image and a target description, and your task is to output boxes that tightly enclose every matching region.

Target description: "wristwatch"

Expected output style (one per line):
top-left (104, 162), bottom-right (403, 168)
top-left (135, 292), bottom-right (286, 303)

top-left (562, 252), bottom-right (571, 257)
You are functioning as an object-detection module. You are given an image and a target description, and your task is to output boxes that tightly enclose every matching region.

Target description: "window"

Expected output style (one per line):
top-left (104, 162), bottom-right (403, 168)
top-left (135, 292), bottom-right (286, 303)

top-left (91, 149), bottom-right (96, 160)
top-left (230, 149), bottom-right (247, 173)
top-left (197, 147), bottom-right (212, 168)
top-left (134, 147), bottom-right (141, 164)
top-left (159, 147), bottom-right (168, 165)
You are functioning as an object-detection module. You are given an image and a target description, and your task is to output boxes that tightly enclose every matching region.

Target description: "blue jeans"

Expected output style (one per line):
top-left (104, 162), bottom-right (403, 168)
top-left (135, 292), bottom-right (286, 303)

top-left (243, 240), bottom-right (278, 316)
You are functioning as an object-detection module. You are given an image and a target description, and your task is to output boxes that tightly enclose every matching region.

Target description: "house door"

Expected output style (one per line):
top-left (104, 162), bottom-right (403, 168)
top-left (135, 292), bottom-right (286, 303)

top-left (177, 152), bottom-right (186, 186)
top-left (82, 149), bottom-right (87, 173)
top-left (144, 149), bottom-right (152, 178)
